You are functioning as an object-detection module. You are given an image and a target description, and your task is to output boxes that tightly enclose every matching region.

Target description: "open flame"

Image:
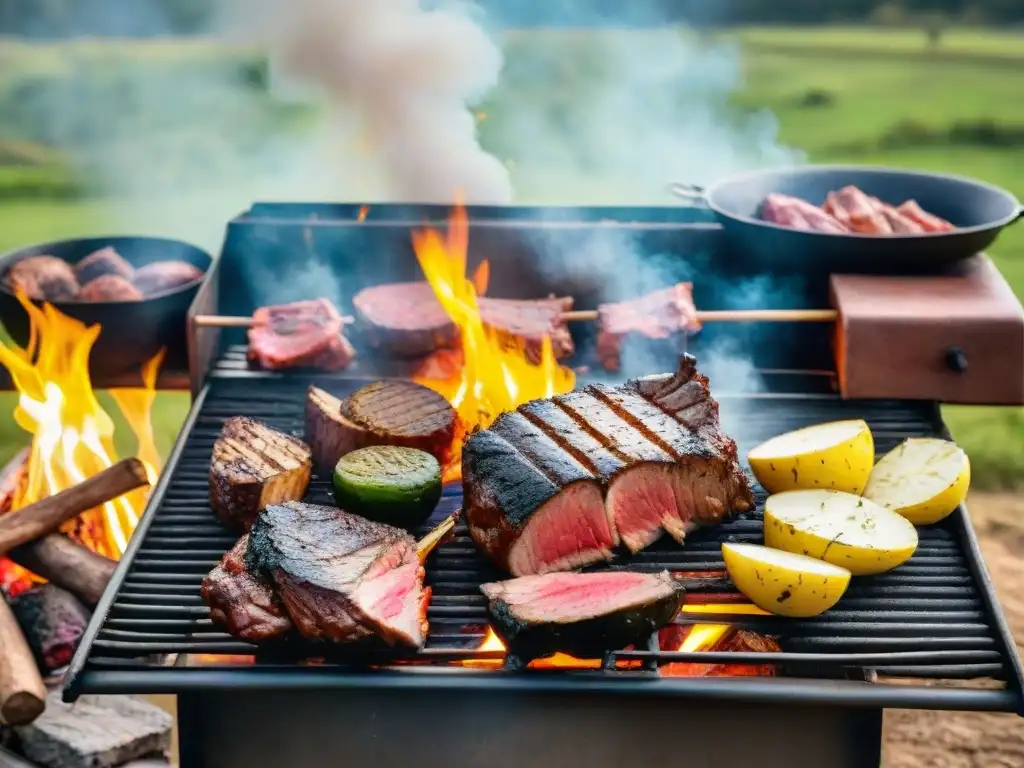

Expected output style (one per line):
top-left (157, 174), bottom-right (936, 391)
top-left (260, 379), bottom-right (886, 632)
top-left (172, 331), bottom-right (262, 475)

top-left (412, 199), bottom-right (575, 476)
top-left (0, 293), bottom-right (163, 575)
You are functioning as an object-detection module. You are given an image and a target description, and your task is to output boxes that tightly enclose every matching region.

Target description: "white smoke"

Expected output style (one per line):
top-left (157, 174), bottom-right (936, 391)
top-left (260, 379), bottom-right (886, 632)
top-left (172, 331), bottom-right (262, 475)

top-left (234, 0), bottom-right (512, 204)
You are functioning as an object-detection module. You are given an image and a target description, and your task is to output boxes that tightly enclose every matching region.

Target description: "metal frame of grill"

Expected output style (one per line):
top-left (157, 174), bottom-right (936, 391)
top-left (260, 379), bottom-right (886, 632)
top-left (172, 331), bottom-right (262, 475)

top-left (62, 204), bottom-right (1024, 767)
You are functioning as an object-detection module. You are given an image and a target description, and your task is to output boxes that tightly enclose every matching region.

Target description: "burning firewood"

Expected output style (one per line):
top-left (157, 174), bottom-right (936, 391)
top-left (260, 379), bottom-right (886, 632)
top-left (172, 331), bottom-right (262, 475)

top-left (9, 536), bottom-right (115, 609)
top-left (7, 584), bottom-right (90, 675)
top-left (0, 594), bottom-right (46, 726)
top-left (0, 458), bottom-right (149, 557)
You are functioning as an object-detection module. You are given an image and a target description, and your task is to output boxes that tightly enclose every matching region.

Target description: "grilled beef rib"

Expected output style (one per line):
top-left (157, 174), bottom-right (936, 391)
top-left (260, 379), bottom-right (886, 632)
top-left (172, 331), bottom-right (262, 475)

top-left (201, 534), bottom-right (293, 643)
top-left (246, 501), bottom-right (430, 648)
top-left (305, 381), bottom-right (456, 473)
top-left (463, 355), bottom-right (754, 576)
top-left (353, 281), bottom-right (574, 362)
top-left (481, 570), bottom-right (685, 664)
top-left (210, 417), bottom-right (312, 532)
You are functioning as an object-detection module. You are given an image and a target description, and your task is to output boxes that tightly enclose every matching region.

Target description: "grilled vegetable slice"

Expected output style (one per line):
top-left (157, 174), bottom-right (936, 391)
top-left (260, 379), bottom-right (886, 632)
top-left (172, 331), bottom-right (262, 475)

top-left (332, 446), bottom-right (442, 530)
top-left (722, 542), bottom-right (851, 618)
top-left (747, 420), bottom-right (874, 495)
top-left (863, 438), bottom-right (970, 525)
top-left (763, 489), bottom-right (918, 576)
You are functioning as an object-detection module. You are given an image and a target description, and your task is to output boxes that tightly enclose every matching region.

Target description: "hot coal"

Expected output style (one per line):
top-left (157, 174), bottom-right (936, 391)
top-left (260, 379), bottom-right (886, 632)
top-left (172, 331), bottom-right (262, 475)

top-left (209, 417), bottom-right (312, 532)
top-left (463, 356), bottom-right (753, 576)
top-left (77, 275), bottom-right (143, 302)
top-left (131, 260), bottom-right (204, 296)
top-left (7, 584), bottom-right (90, 674)
top-left (595, 283), bottom-right (701, 372)
top-left (305, 381), bottom-right (456, 473)
top-left (247, 298), bottom-right (355, 371)
top-left (201, 534), bottom-right (293, 643)
top-left (4, 256), bottom-right (79, 301)
top-left (480, 570), bottom-right (685, 664)
top-left (74, 247), bottom-right (134, 285)
top-left (246, 501), bottom-right (429, 648)
top-left (353, 281), bottom-right (574, 362)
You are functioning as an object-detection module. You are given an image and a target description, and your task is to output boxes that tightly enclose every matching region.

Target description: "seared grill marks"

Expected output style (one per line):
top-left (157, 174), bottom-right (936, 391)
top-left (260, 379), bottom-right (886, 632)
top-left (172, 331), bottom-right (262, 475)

top-left (463, 356), bottom-right (754, 576)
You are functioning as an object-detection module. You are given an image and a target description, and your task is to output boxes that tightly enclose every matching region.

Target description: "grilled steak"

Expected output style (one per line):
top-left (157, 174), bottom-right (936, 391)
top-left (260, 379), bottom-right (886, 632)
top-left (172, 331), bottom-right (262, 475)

top-left (75, 246), bottom-right (134, 284)
top-left (4, 255), bottom-right (79, 301)
top-left (77, 274), bottom-right (143, 302)
top-left (595, 283), bottom-right (701, 372)
top-left (246, 501), bottom-right (430, 648)
top-left (132, 260), bottom-right (204, 295)
top-left (463, 356), bottom-right (754, 576)
top-left (210, 417), bottom-right (312, 532)
top-left (201, 534), bottom-right (293, 643)
top-left (247, 299), bottom-right (355, 372)
top-left (480, 570), bottom-right (684, 664)
top-left (305, 381), bottom-right (456, 473)
top-left (353, 281), bottom-right (575, 361)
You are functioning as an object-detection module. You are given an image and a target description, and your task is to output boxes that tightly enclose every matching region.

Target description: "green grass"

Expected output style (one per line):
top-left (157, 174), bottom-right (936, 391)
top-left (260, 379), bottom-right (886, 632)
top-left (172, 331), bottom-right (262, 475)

top-left (0, 26), bottom-right (1021, 487)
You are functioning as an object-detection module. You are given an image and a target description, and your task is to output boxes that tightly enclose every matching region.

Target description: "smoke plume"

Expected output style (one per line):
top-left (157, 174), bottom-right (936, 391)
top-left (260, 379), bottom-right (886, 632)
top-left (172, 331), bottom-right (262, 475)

top-left (236, 0), bottom-right (512, 204)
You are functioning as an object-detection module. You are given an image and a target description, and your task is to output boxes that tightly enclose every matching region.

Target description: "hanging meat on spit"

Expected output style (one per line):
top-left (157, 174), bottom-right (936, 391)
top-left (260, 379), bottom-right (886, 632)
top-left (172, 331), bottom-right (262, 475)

top-left (595, 283), bottom-right (701, 372)
top-left (247, 298), bottom-right (356, 372)
top-left (762, 186), bottom-right (955, 235)
top-left (462, 354), bottom-right (754, 576)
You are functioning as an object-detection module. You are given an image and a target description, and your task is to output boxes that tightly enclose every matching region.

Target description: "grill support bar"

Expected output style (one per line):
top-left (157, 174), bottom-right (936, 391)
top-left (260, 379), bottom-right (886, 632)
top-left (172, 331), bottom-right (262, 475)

top-left (175, 687), bottom-right (884, 768)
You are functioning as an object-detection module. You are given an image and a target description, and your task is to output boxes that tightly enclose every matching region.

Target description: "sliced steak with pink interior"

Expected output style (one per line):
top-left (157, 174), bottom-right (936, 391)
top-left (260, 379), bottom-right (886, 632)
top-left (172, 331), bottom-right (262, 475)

top-left (246, 501), bottom-right (430, 648)
top-left (595, 283), bottom-right (701, 372)
top-left (247, 299), bottom-right (355, 371)
top-left (201, 535), bottom-right (293, 643)
top-left (480, 570), bottom-right (685, 664)
top-left (462, 411), bottom-right (612, 577)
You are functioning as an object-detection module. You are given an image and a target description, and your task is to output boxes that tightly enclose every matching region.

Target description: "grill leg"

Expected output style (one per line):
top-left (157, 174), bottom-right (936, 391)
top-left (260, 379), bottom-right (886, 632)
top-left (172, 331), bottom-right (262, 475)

top-left (176, 689), bottom-right (883, 768)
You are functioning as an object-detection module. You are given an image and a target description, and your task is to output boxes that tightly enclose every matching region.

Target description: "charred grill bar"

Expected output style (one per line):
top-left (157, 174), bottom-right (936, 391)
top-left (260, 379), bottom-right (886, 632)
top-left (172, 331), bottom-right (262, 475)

top-left (66, 204), bottom-right (1024, 768)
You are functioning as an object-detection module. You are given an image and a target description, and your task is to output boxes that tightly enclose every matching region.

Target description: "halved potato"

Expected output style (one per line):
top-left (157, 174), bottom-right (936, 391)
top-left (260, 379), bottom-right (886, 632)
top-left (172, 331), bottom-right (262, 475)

top-left (863, 438), bottom-right (970, 526)
top-left (764, 489), bottom-right (918, 576)
top-left (747, 420), bottom-right (874, 495)
top-left (722, 542), bottom-right (851, 618)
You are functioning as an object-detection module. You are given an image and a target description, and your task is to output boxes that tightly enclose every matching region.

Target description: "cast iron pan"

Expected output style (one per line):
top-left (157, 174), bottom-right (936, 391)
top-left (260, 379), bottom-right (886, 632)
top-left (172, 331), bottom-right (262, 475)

top-left (0, 236), bottom-right (212, 376)
top-left (668, 165), bottom-right (1023, 273)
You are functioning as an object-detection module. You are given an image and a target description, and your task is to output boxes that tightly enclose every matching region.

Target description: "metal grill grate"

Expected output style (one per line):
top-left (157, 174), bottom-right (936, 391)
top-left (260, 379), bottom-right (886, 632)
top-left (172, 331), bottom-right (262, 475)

top-left (65, 374), bottom-right (1024, 710)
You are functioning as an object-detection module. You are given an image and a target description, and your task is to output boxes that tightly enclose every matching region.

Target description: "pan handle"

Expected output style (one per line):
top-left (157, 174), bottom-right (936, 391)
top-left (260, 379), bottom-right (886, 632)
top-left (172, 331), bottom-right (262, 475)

top-left (1011, 205), bottom-right (1024, 226)
top-left (666, 182), bottom-right (710, 208)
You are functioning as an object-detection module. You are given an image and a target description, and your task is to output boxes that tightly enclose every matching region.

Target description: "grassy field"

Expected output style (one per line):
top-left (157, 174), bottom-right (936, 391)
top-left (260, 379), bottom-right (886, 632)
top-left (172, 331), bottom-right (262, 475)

top-left (0, 26), bottom-right (1021, 487)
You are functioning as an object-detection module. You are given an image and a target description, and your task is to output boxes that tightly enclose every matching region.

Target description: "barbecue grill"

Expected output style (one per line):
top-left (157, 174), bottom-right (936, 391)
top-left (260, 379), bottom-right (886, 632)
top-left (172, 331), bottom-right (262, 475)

top-left (66, 203), bottom-right (1024, 768)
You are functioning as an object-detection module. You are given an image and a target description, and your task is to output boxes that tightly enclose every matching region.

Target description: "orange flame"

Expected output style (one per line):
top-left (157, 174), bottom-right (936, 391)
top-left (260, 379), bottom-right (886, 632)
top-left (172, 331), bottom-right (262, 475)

top-left (412, 198), bottom-right (575, 476)
top-left (0, 293), bottom-right (163, 560)
top-left (357, 205), bottom-right (370, 223)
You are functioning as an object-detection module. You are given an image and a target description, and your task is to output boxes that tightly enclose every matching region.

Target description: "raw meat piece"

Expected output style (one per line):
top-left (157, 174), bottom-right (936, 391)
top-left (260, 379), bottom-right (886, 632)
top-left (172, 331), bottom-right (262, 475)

top-left (201, 534), bottom-right (293, 643)
top-left (595, 283), bottom-right (701, 372)
top-left (132, 260), bottom-right (204, 295)
top-left (247, 298), bottom-right (355, 372)
top-left (869, 198), bottom-right (926, 234)
top-left (246, 501), bottom-right (430, 648)
top-left (826, 186), bottom-right (891, 234)
top-left (209, 416), bottom-right (312, 532)
top-left (897, 200), bottom-right (956, 232)
top-left (480, 570), bottom-right (685, 664)
top-left (77, 275), bottom-right (143, 302)
top-left (4, 256), bottom-right (79, 301)
top-left (763, 193), bottom-right (848, 233)
top-left (74, 246), bottom-right (134, 284)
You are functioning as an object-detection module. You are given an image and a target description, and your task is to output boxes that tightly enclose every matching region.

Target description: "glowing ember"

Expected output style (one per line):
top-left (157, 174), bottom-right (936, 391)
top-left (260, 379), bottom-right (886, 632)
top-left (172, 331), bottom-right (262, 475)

top-left (463, 629), bottom-right (606, 670)
top-left (0, 293), bottom-right (163, 578)
top-left (413, 199), bottom-right (575, 476)
top-left (357, 205), bottom-right (370, 223)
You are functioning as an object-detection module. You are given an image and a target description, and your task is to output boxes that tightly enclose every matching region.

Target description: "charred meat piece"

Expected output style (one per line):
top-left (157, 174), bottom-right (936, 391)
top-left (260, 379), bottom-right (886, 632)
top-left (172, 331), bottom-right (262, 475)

top-left (132, 260), bottom-right (204, 296)
top-left (74, 246), bottom-right (134, 284)
top-left (897, 200), bottom-right (955, 232)
top-left (596, 283), bottom-right (701, 372)
top-left (201, 534), bottom-right (293, 643)
top-left (353, 282), bottom-right (575, 361)
top-left (246, 501), bottom-right (430, 648)
top-left (463, 357), bottom-right (753, 576)
top-left (210, 417), bottom-right (312, 532)
top-left (481, 570), bottom-right (684, 664)
top-left (77, 274), bottom-right (144, 302)
top-left (305, 381), bottom-right (456, 473)
top-left (763, 193), bottom-right (848, 233)
top-left (247, 298), bottom-right (355, 372)
top-left (4, 255), bottom-right (79, 301)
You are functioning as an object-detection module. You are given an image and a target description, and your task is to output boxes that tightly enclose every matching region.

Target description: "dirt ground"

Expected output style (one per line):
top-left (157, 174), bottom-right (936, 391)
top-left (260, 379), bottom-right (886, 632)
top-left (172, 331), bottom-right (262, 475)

top-left (882, 491), bottom-right (1024, 768)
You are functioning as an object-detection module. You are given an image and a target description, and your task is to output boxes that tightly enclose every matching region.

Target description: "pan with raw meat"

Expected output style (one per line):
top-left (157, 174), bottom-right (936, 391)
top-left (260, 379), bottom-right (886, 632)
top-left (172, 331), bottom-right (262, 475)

top-left (668, 165), bottom-right (1022, 273)
top-left (0, 236), bottom-right (211, 374)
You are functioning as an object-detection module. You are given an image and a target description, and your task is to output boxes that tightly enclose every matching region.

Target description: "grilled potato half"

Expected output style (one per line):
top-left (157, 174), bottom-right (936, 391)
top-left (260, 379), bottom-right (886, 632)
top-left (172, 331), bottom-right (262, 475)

top-left (863, 438), bottom-right (970, 526)
top-left (747, 420), bottom-right (874, 495)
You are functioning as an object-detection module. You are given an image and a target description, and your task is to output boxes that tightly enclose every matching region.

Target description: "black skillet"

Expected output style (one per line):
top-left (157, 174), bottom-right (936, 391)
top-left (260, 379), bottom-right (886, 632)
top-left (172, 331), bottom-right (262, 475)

top-left (668, 165), bottom-right (1023, 274)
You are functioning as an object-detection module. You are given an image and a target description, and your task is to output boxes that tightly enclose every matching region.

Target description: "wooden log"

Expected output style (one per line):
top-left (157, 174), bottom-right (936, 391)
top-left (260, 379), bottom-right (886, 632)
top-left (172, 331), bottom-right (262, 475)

top-left (0, 597), bottom-right (46, 726)
top-left (8, 536), bottom-right (115, 609)
top-left (0, 458), bottom-right (149, 557)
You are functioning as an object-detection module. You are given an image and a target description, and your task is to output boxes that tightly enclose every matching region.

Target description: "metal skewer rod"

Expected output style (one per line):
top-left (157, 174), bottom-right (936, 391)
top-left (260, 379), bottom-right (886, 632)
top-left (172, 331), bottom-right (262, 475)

top-left (194, 308), bottom-right (838, 328)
